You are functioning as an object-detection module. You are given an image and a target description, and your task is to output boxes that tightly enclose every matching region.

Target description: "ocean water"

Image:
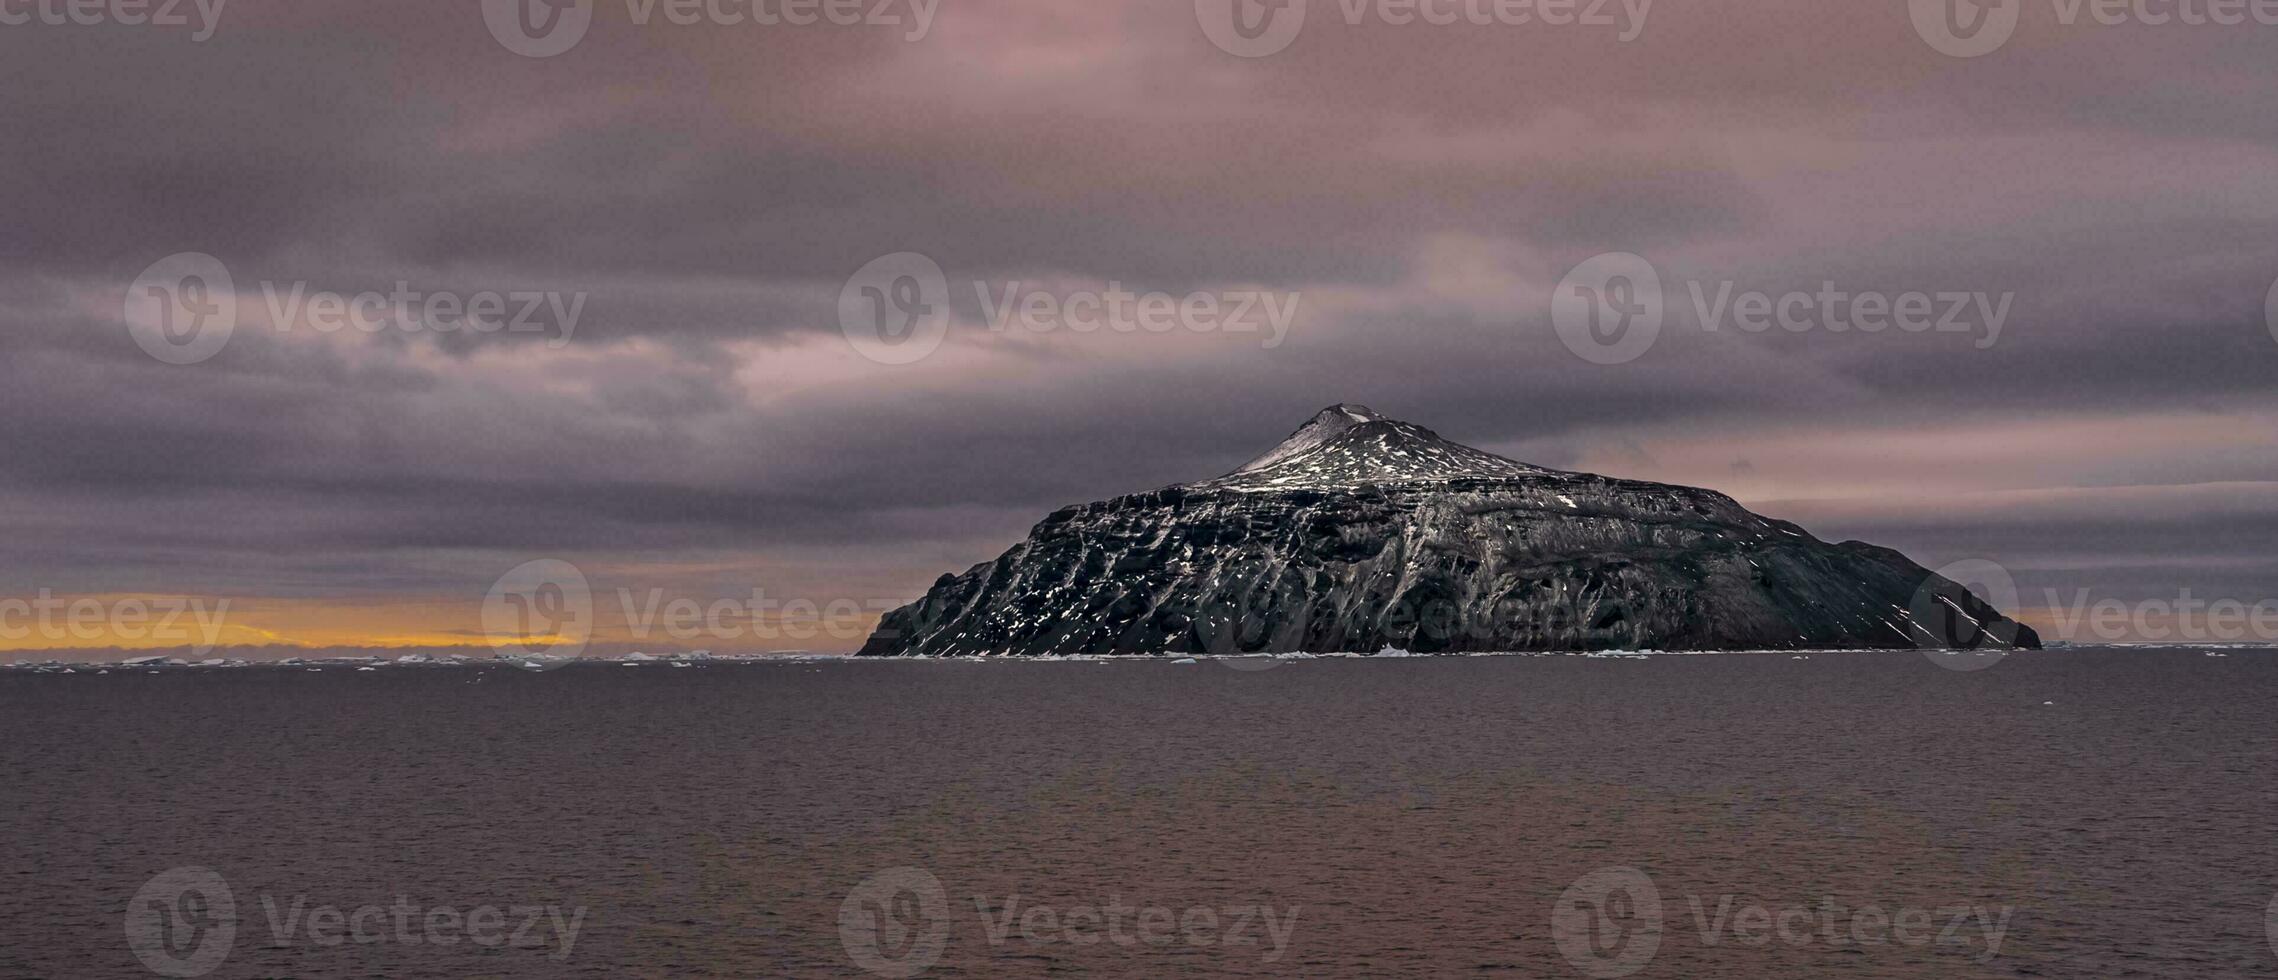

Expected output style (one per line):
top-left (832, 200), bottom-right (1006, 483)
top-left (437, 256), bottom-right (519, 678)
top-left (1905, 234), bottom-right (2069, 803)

top-left (3, 648), bottom-right (2275, 978)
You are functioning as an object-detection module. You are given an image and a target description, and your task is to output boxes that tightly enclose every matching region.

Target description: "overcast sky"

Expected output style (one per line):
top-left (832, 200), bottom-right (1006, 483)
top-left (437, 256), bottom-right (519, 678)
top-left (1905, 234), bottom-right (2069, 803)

top-left (3, 0), bottom-right (2275, 654)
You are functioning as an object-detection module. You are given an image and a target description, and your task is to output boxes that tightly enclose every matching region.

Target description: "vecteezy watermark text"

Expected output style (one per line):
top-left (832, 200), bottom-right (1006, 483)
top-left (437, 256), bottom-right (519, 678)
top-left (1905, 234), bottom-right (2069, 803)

top-left (975, 281), bottom-right (1299, 349)
top-left (2041, 588), bottom-right (2278, 643)
top-left (0, 0), bottom-right (225, 39)
top-left (1196, 0), bottom-right (1650, 58)
top-left (482, 0), bottom-right (938, 58)
top-left (975, 894), bottom-right (1300, 961)
top-left (1550, 251), bottom-right (2013, 365)
top-left (1686, 280), bottom-right (2010, 347)
top-left (257, 282), bottom-right (584, 346)
top-left (618, 587), bottom-right (899, 642)
top-left (0, 592), bottom-right (229, 653)
top-left (1910, 0), bottom-right (2278, 58)
top-left (622, 0), bottom-right (937, 34)
top-left (257, 896), bottom-right (584, 958)
top-left (1683, 895), bottom-right (2012, 954)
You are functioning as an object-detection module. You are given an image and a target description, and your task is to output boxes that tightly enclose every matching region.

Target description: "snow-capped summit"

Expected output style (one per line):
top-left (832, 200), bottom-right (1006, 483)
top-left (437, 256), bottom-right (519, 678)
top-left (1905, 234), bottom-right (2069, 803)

top-left (1229, 404), bottom-right (1384, 473)
top-left (858, 405), bottom-right (2039, 656)
top-left (1210, 404), bottom-right (1555, 490)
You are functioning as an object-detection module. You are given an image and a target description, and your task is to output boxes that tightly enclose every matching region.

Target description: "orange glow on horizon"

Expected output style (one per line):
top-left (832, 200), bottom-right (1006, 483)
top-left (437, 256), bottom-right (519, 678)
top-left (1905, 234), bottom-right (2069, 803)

top-left (0, 592), bottom-right (890, 656)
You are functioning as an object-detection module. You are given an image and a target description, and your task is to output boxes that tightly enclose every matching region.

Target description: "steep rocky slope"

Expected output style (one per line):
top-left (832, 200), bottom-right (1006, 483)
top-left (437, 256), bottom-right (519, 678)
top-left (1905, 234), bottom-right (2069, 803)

top-left (857, 405), bottom-right (2038, 655)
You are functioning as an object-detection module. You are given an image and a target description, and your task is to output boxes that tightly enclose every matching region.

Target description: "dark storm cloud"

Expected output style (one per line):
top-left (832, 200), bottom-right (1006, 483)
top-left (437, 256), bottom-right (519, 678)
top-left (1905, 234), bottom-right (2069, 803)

top-left (2, 0), bottom-right (2276, 650)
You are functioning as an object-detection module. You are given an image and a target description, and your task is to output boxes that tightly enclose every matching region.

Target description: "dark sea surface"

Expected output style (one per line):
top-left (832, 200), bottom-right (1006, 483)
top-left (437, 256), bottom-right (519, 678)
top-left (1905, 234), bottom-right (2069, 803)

top-left (4, 648), bottom-right (2276, 978)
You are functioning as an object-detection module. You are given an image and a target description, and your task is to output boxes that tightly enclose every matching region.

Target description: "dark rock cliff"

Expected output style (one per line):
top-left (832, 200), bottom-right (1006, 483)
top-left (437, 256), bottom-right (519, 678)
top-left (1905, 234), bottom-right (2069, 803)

top-left (857, 405), bottom-right (2039, 656)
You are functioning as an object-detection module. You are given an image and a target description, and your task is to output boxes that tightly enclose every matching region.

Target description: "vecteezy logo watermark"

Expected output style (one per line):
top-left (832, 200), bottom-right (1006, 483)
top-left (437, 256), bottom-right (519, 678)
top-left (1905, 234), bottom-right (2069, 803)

top-left (2265, 890), bottom-right (2276, 960)
top-left (481, 559), bottom-right (595, 666)
top-left (1197, 0), bottom-right (1649, 57)
top-left (1911, 558), bottom-right (2024, 668)
top-left (840, 867), bottom-right (951, 978)
top-left (1194, 0), bottom-right (1308, 56)
top-left (127, 253), bottom-right (236, 365)
top-left (840, 252), bottom-right (952, 365)
top-left (1911, 0), bottom-right (2278, 57)
top-left (125, 254), bottom-right (584, 365)
top-left (483, 0), bottom-right (595, 57)
top-left (1551, 867), bottom-right (1662, 978)
top-left (0, 0), bottom-right (226, 39)
top-left (2263, 273), bottom-right (2277, 348)
top-left (127, 867), bottom-right (585, 974)
top-left (1909, 0), bottom-right (2021, 57)
top-left (1550, 252), bottom-right (2013, 365)
top-left (0, 592), bottom-right (231, 655)
top-left (483, 0), bottom-right (938, 57)
top-left (1551, 252), bottom-right (1663, 366)
top-left (1551, 867), bottom-right (2014, 976)
top-left (127, 867), bottom-right (237, 977)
